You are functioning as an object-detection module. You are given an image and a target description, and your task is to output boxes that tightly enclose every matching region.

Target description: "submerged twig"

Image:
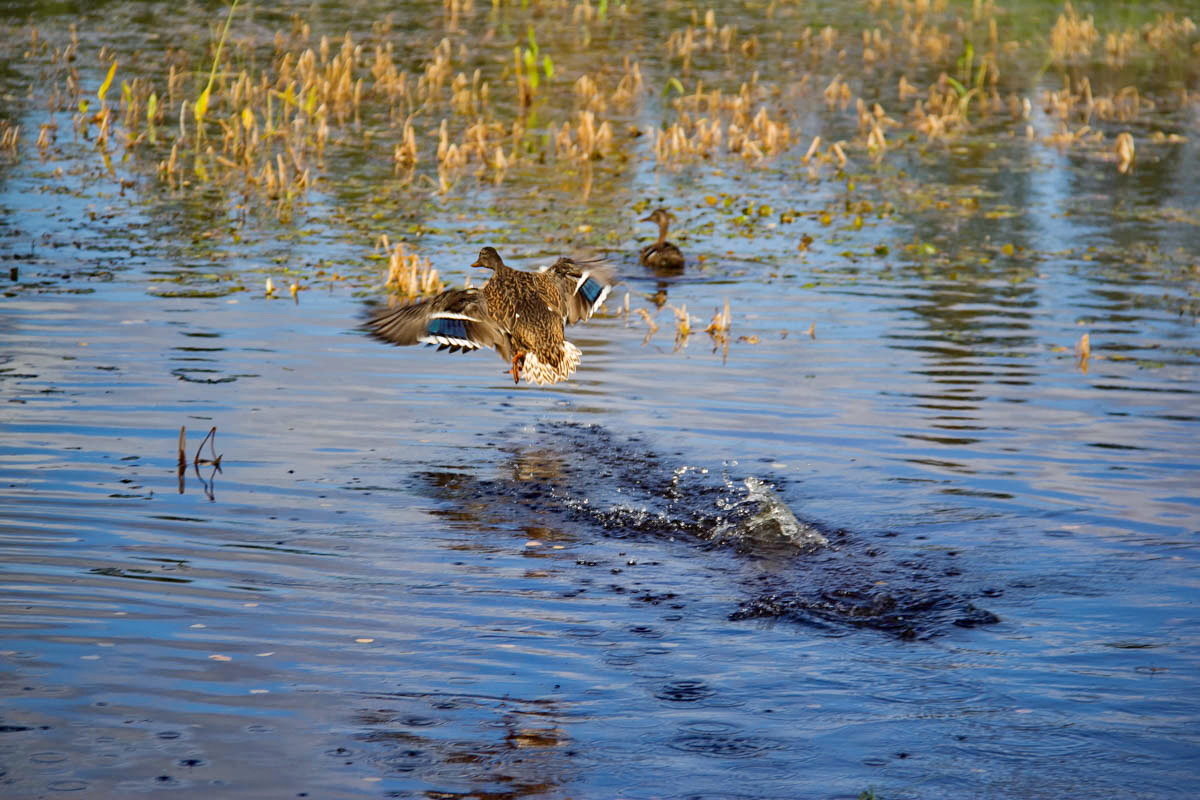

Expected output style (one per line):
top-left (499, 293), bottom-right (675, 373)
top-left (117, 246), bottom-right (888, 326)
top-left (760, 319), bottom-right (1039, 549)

top-left (193, 426), bottom-right (223, 469)
top-left (193, 461), bottom-right (218, 502)
top-left (634, 307), bottom-right (659, 345)
top-left (177, 425), bottom-right (222, 501)
top-left (177, 425), bottom-right (187, 494)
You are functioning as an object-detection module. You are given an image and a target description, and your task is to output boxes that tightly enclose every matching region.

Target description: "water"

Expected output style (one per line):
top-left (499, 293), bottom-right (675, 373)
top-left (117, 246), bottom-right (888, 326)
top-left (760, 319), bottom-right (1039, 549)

top-left (1, 1), bottom-right (1199, 798)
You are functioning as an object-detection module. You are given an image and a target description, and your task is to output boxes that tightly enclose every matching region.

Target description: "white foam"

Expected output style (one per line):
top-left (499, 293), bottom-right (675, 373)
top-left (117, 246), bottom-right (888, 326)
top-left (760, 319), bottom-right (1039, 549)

top-left (711, 477), bottom-right (827, 550)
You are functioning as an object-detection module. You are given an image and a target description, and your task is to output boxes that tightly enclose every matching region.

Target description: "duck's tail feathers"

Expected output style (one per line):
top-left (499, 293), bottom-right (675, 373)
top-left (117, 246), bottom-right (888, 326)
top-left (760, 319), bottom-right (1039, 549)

top-left (521, 341), bottom-right (582, 385)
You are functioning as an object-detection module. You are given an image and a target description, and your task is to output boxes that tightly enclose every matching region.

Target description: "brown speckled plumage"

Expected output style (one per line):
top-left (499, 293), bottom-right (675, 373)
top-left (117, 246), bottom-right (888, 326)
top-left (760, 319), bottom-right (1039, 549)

top-left (639, 208), bottom-right (685, 272)
top-left (364, 247), bottom-right (615, 385)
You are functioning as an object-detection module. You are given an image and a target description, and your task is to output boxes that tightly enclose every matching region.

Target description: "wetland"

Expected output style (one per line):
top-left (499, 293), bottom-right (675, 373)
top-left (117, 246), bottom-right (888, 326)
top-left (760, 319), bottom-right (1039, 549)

top-left (1, 0), bottom-right (1198, 797)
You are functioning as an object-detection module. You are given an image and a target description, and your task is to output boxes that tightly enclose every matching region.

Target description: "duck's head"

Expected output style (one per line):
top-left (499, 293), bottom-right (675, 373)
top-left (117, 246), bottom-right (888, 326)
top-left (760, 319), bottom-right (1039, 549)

top-left (640, 208), bottom-right (675, 227)
top-left (471, 246), bottom-right (505, 270)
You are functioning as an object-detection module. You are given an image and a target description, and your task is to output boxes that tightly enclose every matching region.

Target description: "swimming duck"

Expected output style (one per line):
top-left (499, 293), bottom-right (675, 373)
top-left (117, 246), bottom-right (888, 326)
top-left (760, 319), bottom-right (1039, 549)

top-left (639, 208), bottom-right (685, 271)
top-left (364, 247), bottom-right (615, 385)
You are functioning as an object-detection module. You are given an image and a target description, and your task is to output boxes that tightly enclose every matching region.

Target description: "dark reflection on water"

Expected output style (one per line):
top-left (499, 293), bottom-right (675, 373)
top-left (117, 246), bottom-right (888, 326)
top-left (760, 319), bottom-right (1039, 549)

top-left (416, 421), bottom-right (998, 640)
top-left (352, 694), bottom-right (574, 799)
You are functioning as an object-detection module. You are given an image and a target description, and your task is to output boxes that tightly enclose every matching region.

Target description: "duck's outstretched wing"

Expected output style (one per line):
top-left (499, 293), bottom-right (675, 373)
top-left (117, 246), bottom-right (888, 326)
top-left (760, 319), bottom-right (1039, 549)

top-left (363, 288), bottom-right (511, 358)
top-left (539, 257), bottom-right (617, 325)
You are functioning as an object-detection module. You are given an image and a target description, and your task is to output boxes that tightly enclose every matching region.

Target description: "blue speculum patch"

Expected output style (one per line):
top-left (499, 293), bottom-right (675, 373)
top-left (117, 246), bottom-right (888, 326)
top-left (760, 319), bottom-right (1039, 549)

top-left (428, 317), bottom-right (469, 340)
top-left (579, 277), bottom-right (603, 305)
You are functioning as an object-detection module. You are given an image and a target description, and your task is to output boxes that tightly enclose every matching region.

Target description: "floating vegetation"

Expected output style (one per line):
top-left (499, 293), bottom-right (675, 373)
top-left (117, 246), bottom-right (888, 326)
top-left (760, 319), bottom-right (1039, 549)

top-left (379, 236), bottom-right (444, 298)
top-left (0, 0), bottom-right (1191, 226)
top-left (633, 307), bottom-right (659, 345)
top-left (0, 120), bottom-right (19, 155)
top-left (653, 80), bottom-right (791, 164)
top-left (0, 0), bottom-right (1196, 340)
top-left (1114, 131), bottom-right (1135, 173)
top-left (704, 299), bottom-right (732, 359)
top-left (667, 303), bottom-right (694, 350)
top-left (1076, 332), bottom-right (1092, 372)
top-left (704, 299), bottom-right (731, 339)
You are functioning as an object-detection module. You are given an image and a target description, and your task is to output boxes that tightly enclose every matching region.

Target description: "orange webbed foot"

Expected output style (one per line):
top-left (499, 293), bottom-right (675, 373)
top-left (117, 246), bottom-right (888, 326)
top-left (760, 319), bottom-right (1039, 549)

top-left (510, 351), bottom-right (526, 384)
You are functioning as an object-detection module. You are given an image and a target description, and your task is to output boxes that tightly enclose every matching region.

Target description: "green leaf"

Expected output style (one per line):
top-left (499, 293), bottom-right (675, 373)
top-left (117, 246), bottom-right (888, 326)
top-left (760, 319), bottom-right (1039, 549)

top-left (146, 92), bottom-right (158, 143)
top-left (974, 57), bottom-right (988, 90)
top-left (97, 60), bottom-right (118, 103)
top-left (542, 54), bottom-right (554, 79)
top-left (957, 40), bottom-right (974, 82)
top-left (196, 0), bottom-right (239, 128)
top-left (663, 77), bottom-right (685, 96)
top-left (194, 86), bottom-right (210, 124)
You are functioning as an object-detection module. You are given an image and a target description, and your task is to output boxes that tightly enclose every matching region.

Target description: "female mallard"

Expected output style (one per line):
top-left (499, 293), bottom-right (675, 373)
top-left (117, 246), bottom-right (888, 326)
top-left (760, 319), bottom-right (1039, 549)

top-left (365, 247), bottom-right (615, 385)
top-left (639, 208), bottom-right (685, 271)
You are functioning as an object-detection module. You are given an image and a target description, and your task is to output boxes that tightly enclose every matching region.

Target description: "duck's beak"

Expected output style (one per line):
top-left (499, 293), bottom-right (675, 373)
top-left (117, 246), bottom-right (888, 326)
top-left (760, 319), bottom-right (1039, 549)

top-left (639, 215), bottom-right (653, 223)
top-left (470, 258), bottom-right (483, 268)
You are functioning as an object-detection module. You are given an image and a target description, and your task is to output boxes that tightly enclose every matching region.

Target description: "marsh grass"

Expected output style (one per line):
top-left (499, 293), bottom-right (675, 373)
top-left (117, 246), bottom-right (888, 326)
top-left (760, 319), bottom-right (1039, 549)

top-left (667, 303), bottom-right (696, 351)
top-left (8, 0), bottom-right (1190, 222)
top-left (705, 299), bottom-right (731, 339)
top-left (1, 0), bottom-right (1196, 343)
top-left (633, 307), bottom-right (659, 345)
top-left (0, 121), bottom-right (19, 155)
top-left (381, 237), bottom-right (444, 298)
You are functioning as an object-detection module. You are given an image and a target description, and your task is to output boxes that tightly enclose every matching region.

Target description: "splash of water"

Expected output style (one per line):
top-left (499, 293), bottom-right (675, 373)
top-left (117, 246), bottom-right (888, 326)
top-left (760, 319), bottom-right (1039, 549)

top-left (709, 477), bottom-right (828, 551)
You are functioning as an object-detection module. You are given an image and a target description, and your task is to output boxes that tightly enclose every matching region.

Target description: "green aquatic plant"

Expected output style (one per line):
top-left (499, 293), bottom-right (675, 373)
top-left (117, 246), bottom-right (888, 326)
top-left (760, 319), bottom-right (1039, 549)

top-left (9, 0), bottom-right (1192, 233)
top-left (943, 40), bottom-right (990, 121)
top-left (515, 26), bottom-right (553, 107)
top-left (96, 59), bottom-right (117, 105)
top-left (194, 0), bottom-right (240, 133)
